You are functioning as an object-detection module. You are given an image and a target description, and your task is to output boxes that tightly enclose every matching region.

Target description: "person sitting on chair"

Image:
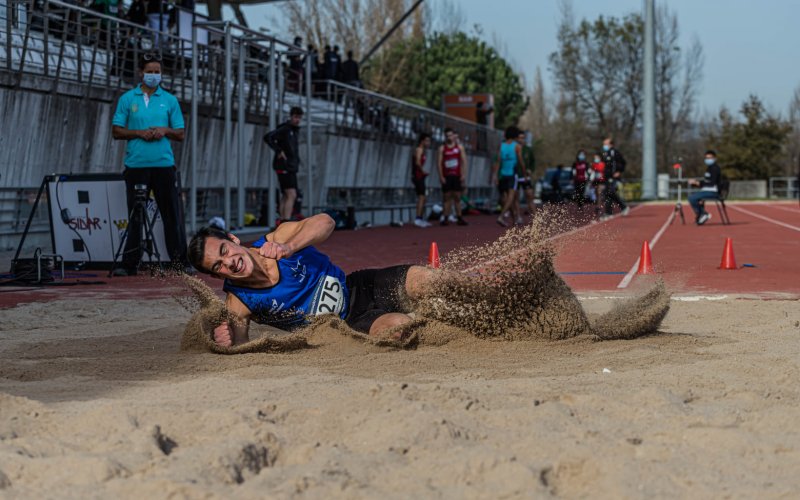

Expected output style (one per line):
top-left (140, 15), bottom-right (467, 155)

top-left (688, 150), bottom-right (722, 225)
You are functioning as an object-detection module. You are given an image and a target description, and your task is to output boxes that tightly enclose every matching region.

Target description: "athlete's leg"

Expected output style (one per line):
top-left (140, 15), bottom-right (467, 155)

top-left (416, 194), bottom-right (425, 218)
top-left (369, 312), bottom-right (413, 338)
top-left (453, 191), bottom-right (463, 217)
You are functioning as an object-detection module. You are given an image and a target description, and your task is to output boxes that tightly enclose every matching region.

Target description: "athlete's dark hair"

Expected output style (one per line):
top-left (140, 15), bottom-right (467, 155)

top-left (417, 132), bottom-right (431, 145)
top-left (504, 126), bottom-right (519, 140)
top-left (290, 106), bottom-right (304, 117)
top-left (444, 127), bottom-right (455, 135)
top-left (187, 226), bottom-right (234, 274)
top-left (705, 149), bottom-right (717, 157)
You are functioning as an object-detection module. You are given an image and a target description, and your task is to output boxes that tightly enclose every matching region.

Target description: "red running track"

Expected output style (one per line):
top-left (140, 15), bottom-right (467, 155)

top-left (1, 201), bottom-right (798, 309)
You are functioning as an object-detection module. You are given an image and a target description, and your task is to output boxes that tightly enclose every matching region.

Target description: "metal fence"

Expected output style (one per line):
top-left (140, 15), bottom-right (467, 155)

top-left (1, 0), bottom-right (504, 240)
top-left (768, 176), bottom-right (799, 199)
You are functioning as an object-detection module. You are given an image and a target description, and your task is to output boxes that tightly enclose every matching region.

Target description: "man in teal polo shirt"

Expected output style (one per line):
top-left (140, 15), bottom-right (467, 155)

top-left (111, 53), bottom-right (187, 275)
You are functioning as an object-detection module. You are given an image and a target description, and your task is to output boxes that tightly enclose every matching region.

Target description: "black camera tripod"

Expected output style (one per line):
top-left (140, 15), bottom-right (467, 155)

top-left (108, 184), bottom-right (162, 277)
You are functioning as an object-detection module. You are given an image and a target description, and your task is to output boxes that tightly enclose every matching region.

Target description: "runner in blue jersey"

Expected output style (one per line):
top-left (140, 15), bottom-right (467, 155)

top-left (187, 214), bottom-right (435, 347)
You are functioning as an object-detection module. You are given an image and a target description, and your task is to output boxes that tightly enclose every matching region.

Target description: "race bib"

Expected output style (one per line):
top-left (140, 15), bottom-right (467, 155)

top-left (444, 158), bottom-right (459, 169)
top-left (312, 275), bottom-right (346, 316)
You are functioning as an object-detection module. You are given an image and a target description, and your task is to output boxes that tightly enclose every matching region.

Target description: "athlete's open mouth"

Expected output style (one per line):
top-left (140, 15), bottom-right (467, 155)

top-left (233, 256), bottom-right (243, 273)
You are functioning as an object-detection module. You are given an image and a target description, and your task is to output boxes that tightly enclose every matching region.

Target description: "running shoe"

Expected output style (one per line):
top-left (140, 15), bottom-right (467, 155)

top-left (515, 217), bottom-right (524, 225)
top-left (697, 212), bottom-right (711, 225)
top-left (622, 207), bottom-right (631, 216)
top-left (448, 214), bottom-right (458, 223)
top-left (440, 216), bottom-right (449, 226)
top-left (496, 217), bottom-right (509, 227)
top-left (456, 217), bottom-right (468, 226)
top-left (414, 218), bottom-right (428, 228)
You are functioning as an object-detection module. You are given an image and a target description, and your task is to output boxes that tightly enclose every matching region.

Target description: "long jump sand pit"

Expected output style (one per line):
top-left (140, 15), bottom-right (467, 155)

top-left (0, 292), bottom-right (800, 498)
top-left (2, 213), bottom-right (800, 497)
top-left (2, 293), bottom-right (800, 497)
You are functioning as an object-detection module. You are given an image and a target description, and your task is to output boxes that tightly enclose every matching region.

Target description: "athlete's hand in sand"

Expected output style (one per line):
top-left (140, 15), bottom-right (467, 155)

top-left (258, 241), bottom-right (293, 260)
top-left (213, 322), bottom-right (233, 347)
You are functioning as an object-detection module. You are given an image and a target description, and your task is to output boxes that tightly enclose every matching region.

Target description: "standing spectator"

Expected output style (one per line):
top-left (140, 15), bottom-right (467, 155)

top-left (492, 126), bottom-right (525, 227)
top-left (475, 101), bottom-right (493, 151)
top-left (601, 137), bottom-right (630, 219)
top-left (590, 152), bottom-right (606, 217)
top-left (437, 128), bottom-right (468, 226)
top-left (322, 45), bottom-right (334, 79)
top-left (288, 36), bottom-right (303, 92)
top-left (264, 107), bottom-right (304, 224)
top-left (516, 130), bottom-right (536, 214)
top-left (688, 150), bottom-right (722, 225)
top-left (332, 45), bottom-right (343, 80)
top-left (571, 149), bottom-right (590, 208)
top-left (146, 0), bottom-right (169, 47)
top-left (411, 133), bottom-right (432, 228)
top-left (305, 44), bottom-right (319, 79)
top-left (111, 53), bottom-right (187, 276)
top-left (126, 0), bottom-right (147, 25)
top-left (341, 50), bottom-right (360, 87)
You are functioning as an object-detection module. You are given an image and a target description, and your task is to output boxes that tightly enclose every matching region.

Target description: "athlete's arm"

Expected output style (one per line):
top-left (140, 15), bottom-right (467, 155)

top-left (460, 145), bottom-right (468, 183)
top-left (515, 144), bottom-right (526, 177)
top-left (213, 293), bottom-right (252, 347)
top-left (437, 145), bottom-right (445, 182)
top-left (415, 146), bottom-right (425, 173)
top-left (260, 213), bottom-right (335, 260)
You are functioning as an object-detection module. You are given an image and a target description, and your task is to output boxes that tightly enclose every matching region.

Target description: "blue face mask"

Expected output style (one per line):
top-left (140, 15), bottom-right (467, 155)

top-left (602, 145), bottom-right (610, 152)
top-left (578, 154), bottom-right (586, 161)
top-left (704, 158), bottom-right (715, 166)
top-left (143, 73), bottom-right (161, 89)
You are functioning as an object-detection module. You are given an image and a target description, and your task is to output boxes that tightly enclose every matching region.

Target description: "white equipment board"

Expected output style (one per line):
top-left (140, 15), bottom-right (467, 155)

top-left (47, 174), bottom-right (170, 266)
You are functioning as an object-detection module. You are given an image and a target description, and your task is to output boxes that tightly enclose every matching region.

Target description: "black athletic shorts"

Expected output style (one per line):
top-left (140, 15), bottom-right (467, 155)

top-left (517, 176), bottom-right (532, 190)
top-left (412, 177), bottom-right (426, 196)
top-left (441, 176), bottom-right (463, 193)
top-left (276, 171), bottom-right (298, 192)
top-left (498, 175), bottom-right (517, 193)
top-left (345, 265), bottom-right (411, 333)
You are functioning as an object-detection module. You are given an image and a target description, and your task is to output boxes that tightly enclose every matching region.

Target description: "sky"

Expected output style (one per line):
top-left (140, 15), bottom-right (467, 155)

top-left (229, 0), bottom-right (800, 117)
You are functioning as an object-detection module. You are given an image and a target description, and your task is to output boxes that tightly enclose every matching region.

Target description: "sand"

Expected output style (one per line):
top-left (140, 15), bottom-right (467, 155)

top-left (2, 294), bottom-right (800, 498)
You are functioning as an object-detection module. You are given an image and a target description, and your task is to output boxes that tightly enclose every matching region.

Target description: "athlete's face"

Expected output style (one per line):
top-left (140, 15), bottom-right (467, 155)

top-left (201, 236), bottom-right (256, 279)
top-left (422, 137), bottom-right (431, 148)
top-left (445, 131), bottom-right (456, 144)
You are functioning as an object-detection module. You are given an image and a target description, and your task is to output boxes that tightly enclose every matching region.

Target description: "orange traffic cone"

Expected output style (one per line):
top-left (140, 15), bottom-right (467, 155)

top-left (719, 237), bottom-right (737, 270)
top-left (429, 242), bottom-right (440, 268)
top-left (636, 241), bottom-right (654, 274)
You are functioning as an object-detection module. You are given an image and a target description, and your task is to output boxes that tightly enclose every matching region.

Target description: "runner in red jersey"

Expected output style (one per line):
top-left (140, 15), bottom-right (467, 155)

top-left (590, 153), bottom-right (606, 217)
top-left (437, 128), bottom-right (468, 226)
top-left (411, 133), bottom-right (432, 227)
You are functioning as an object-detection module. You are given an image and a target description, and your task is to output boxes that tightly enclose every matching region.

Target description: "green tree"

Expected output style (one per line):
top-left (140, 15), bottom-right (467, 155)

top-left (705, 95), bottom-right (791, 180)
top-left (549, 4), bottom-right (703, 175)
top-left (367, 31), bottom-right (528, 129)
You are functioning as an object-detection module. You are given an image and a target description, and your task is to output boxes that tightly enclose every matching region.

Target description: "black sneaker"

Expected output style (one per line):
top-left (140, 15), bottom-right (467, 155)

top-left (456, 217), bottom-right (468, 226)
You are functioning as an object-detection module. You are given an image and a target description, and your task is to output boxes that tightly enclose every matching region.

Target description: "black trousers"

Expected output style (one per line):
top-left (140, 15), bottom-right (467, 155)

top-left (122, 167), bottom-right (187, 269)
top-left (604, 179), bottom-right (627, 214)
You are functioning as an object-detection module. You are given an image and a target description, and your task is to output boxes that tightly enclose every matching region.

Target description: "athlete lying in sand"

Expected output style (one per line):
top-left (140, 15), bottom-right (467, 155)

top-left (187, 214), bottom-right (434, 347)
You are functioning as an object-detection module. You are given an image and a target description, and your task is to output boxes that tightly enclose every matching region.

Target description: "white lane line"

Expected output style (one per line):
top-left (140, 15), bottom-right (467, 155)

top-left (756, 203), bottom-right (800, 215)
top-left (463, 205), bottom-right (644, 273)
top-left (616, 208), bottom-right (675, 289)
top-left (728, 205), bottom-right (800, 232)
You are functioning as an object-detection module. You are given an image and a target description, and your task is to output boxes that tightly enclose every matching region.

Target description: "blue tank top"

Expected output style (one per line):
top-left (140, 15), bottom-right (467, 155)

top-left (223, 238), bottom-right (349, 330)
top-left (499, 142), bottom-right (518, 177)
